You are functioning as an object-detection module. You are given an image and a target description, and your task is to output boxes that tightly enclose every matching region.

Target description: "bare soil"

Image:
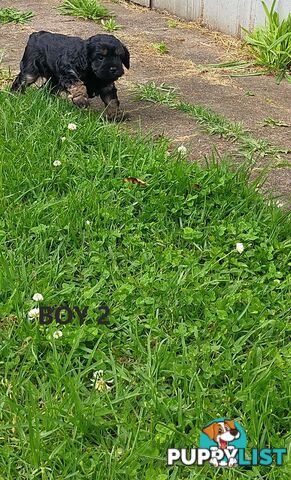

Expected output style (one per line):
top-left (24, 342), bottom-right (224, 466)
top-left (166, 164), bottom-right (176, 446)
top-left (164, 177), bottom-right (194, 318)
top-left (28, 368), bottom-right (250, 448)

top-left (1, 0), bottom-right (290, 204)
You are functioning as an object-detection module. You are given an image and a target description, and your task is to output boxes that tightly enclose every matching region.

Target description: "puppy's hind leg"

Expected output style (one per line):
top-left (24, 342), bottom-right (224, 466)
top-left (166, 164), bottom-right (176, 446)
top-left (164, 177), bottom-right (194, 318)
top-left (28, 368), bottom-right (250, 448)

top-left (11, 73), bottom-right (24, 92)
top-left (11, 69), bottom-right (39, 92)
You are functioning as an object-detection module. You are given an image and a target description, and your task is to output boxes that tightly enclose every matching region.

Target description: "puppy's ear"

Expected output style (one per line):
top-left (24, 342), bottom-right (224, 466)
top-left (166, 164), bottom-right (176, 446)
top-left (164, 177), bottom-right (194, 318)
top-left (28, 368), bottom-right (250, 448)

top-left (86, 37), bottom-right (96, 58)
top-left (202, 423), bottom-right (216, 440)
top-left (121, 44), bottom-right (130, 69)
top-left (225, 419), bottom-right (236, 430)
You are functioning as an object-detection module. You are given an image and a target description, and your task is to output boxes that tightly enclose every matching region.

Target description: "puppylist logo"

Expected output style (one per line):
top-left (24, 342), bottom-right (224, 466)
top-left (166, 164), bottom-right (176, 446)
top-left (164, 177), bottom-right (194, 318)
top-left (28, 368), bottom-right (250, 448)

top-left (167, 418), bottom-right (287, 468)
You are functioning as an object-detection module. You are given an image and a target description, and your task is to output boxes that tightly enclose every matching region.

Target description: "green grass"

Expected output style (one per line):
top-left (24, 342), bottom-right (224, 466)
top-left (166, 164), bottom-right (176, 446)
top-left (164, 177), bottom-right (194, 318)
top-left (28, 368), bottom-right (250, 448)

top-left (167, 19), bottom-right (179, 28)
top-left (152, 42), bottom-right (169, 54)
top-left (0, 7), bottom-right (34, 24)
top-left (0, 88), bottom-right (290, 479)
top-left (0, 51), bottom-right (13, 89)
top-left (243, 0), bottom-right (291, 83)
top-left (101, 18), bottom-right (123, 32)
top-left (135, 81), bottom-right (290, 159)
top-left (58, 0), bottom-right (109, 22)
top-left (245, 90), bottom-right (256, 96)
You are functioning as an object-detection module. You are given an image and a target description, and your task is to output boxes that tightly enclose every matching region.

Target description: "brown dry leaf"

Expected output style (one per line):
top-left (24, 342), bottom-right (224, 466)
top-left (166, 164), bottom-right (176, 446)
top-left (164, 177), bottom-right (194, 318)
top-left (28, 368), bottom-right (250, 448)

top-left (192, 183), bottom-right (201, 190)
top-left (124, 177), bottom-right (147, 187)
top-left (117, 356), bottom-right (134, 365)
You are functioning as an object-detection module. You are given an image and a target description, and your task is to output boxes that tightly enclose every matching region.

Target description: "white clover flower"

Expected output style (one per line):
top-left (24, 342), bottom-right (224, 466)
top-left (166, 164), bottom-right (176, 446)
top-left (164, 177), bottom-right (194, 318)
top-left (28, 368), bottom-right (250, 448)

top-left (90, 370), bottom-right (114, 392)
top-left (61, 136), bottom-right (66, 142)
top-left (177, 145), bottom-right (187, 155)
top-left (32, 293), bottom-right (43, 302)
top-left (236, 242), bottom-right (245, 254)
top-left (28, 307), bottom-right (40, 320)
top-left (53, 160), bottom-right (61, 167)
top-left (67, 122), bottom-right (77, 131)
top-left (53, 330), bottom-right (63, 339)
top-left (85, 220), bottom-right (91, 225)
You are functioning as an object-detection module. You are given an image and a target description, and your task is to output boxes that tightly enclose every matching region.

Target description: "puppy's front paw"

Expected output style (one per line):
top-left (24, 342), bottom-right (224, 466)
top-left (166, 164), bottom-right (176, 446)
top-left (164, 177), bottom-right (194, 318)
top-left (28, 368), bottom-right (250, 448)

top-left (72, 95), bottom-right (89, 109)
top-left (67, 82), bottom-right (89, 108)
top-left (104, 109), bottom-right (129, 122)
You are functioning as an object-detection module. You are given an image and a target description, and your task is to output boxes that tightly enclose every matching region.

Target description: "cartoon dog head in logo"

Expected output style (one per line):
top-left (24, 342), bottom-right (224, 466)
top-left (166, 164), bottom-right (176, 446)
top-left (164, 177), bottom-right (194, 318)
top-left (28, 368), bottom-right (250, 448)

top-left (202, 419), bottom-right (240, 449)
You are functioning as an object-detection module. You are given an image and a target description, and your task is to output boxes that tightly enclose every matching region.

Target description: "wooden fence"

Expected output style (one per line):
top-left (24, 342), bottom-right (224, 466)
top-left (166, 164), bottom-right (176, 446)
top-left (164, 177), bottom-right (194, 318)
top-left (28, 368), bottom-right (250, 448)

top-left (130, 0), bottom-right (290, 36)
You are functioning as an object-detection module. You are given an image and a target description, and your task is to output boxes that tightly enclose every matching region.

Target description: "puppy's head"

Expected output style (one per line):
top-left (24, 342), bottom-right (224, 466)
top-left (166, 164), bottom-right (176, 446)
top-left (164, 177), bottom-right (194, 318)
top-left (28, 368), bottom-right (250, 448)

top-left (202, 420), bottom-right (240, 448)
top-left (87, 34), bottom-right (130, 81)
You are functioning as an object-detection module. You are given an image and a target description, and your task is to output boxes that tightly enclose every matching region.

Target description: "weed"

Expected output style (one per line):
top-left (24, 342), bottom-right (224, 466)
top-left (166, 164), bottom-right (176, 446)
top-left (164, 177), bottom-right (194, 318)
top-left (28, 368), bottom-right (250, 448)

top-left (58, 0), bottom-right (109, 22)
top-left (0, 7), bottom-right (34, 24)
top-left (198, 60), bottom-right (256, 71)
top-left (136, 81), bottom-right (178, 106)
top-left (101, 18), bottom-right (123, 32)
top-left (243, 0), bottom-right (291, 83)
top-left (245, 90), bottom-right (255, 96)
top-left (152, 41), bottom-right (169, 54)
top-left (262, 117), bottom-right (289, 128)
top-left (167, 19), bottom-right (178, 28)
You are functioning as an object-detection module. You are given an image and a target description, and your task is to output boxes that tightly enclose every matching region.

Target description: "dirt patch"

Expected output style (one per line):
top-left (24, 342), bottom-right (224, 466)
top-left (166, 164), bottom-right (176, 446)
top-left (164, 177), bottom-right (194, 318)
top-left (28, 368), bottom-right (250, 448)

top-left (0, 0), bottom-right (290, 204)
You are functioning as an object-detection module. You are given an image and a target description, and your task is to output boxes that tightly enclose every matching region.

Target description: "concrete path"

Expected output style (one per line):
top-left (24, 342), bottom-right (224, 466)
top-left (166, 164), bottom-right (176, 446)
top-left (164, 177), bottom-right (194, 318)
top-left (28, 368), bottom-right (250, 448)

top-left (1, 0), bottom-right (290, 204)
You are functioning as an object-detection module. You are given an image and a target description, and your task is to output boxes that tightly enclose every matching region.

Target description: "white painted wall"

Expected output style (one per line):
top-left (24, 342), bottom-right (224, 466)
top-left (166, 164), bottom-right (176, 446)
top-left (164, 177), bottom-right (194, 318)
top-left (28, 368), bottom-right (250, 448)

top-left (152, 0), bottom-right (204, 21)
top-left (132, 0), bottom-right (291, 36)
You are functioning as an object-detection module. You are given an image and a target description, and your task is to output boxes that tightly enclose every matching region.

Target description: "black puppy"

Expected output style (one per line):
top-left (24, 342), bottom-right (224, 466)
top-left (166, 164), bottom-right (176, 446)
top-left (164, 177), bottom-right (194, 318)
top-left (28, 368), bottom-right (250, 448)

top-left (11, 31), bottom-right (130, 120)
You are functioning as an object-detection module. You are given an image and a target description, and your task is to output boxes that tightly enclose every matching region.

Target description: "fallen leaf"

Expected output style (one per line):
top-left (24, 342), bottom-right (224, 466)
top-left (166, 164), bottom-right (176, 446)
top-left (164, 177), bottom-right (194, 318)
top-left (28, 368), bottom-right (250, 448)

top-left (0, 315), bottom-right (18, 328)
top-left (192, 183), bottom-right (201, 190)
top-left (117, 356), bottom-right (134, 365)
top-left (124, 177), bottom-right (147, 187)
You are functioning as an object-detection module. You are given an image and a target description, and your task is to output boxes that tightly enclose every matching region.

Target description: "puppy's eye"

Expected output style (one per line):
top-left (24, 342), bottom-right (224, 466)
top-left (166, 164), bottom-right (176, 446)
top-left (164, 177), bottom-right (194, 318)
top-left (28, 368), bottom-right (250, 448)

top-left (218, 428), bottom-right (223, 434)
top-left (97, 55), bottom-right (104, 61)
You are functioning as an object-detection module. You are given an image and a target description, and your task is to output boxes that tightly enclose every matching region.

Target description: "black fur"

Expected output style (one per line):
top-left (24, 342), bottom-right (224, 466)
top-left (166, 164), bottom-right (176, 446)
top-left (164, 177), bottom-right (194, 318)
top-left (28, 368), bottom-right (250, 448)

top-left (11, 31), bottom-right (130, 118)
